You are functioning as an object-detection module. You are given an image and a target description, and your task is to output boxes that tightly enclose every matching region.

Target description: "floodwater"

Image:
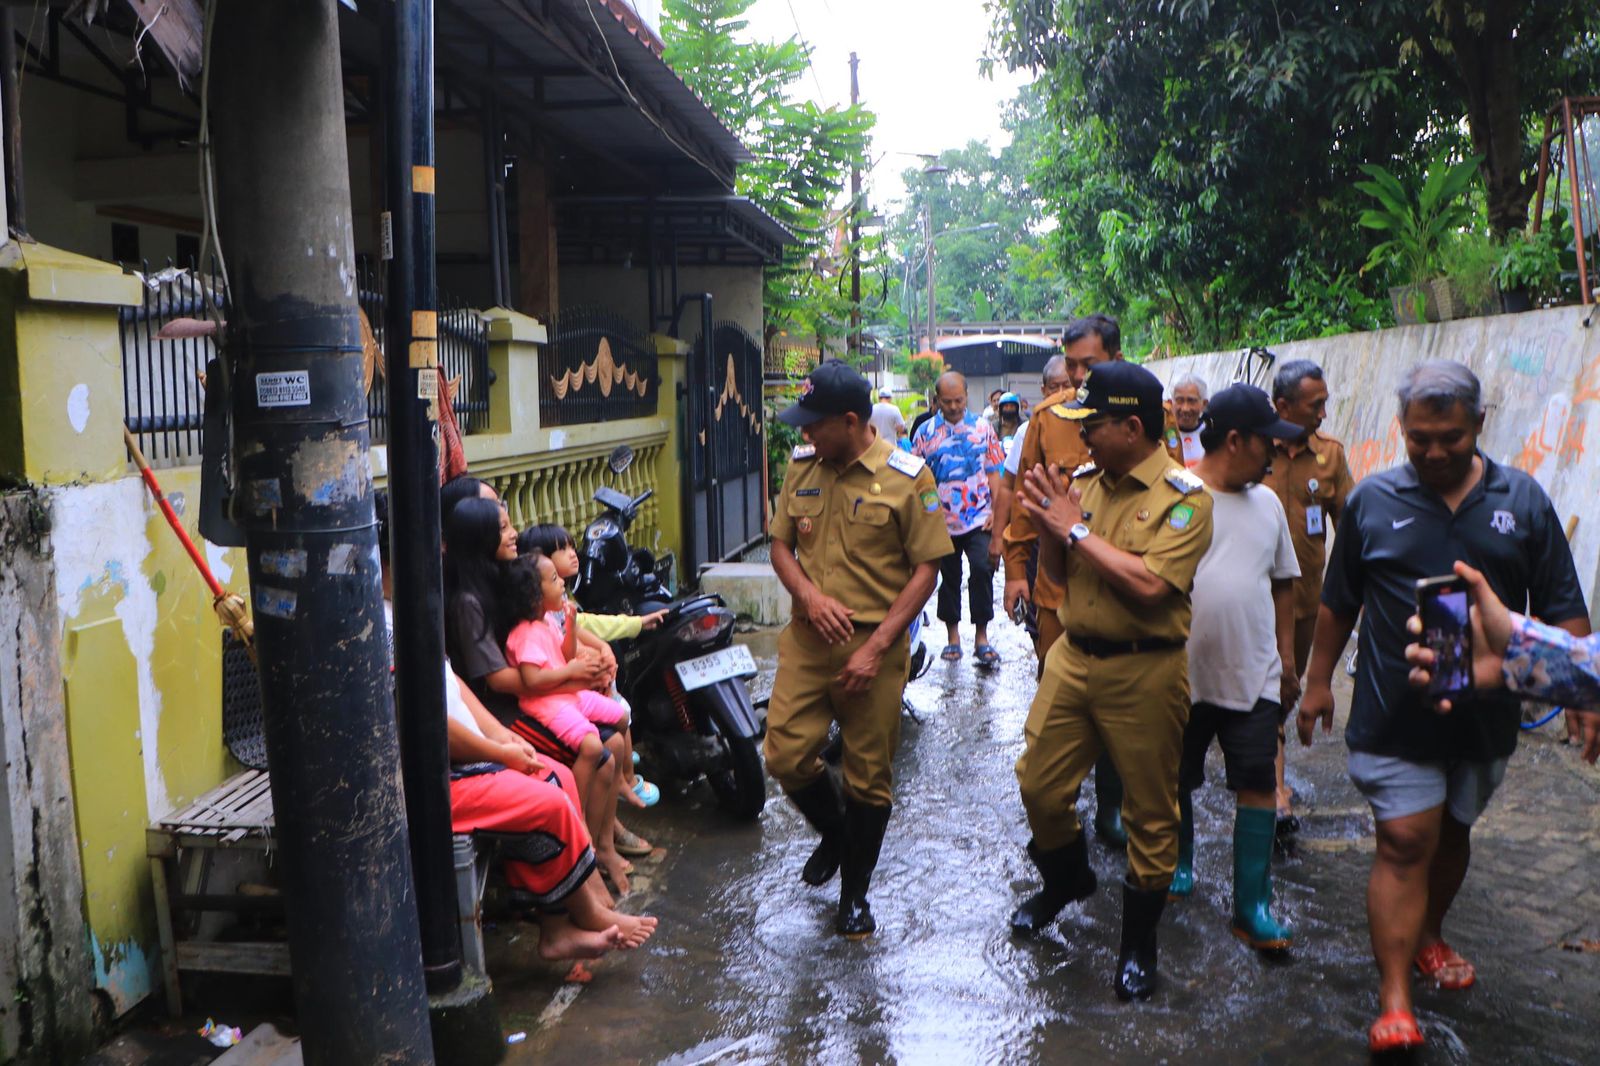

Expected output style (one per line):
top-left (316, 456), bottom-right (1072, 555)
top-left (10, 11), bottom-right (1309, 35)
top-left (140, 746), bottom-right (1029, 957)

top-left (490, 592), bottom-right (1600, 1065)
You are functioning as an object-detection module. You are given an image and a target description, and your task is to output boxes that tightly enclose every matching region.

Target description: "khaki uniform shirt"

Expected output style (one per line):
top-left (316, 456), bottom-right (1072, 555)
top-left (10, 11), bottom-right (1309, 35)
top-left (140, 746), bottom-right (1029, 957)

top-left (1261, 431), bottom-right (1355, 619)
top-left (1060, 446), bottom-right (1214, 643)
top-left (771, 435), bottom-right (953, 624)
top-left (1004, 389), bottom-right (1183, 611)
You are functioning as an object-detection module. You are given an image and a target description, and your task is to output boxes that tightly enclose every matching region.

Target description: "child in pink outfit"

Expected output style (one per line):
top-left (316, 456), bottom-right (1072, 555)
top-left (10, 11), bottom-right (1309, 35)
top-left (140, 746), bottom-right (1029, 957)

top-left (505, 611), bottom-right (628, 750)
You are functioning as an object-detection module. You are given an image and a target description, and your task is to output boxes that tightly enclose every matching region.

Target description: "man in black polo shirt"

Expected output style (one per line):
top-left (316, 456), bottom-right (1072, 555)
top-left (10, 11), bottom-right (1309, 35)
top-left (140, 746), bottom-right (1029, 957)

top-left (1298, 360), bottom-right (1591, 1055)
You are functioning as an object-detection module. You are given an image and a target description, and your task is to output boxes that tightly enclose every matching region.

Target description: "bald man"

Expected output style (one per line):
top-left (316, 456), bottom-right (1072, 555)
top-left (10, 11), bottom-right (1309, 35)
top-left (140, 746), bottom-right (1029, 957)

top-left (911, 371), bottom-right (1006, 665)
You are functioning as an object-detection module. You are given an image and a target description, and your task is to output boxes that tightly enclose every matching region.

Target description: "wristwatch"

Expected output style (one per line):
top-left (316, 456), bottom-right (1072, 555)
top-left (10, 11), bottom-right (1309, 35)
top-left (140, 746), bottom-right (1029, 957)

top-left (1068, 522), bottom-right (1091, 547)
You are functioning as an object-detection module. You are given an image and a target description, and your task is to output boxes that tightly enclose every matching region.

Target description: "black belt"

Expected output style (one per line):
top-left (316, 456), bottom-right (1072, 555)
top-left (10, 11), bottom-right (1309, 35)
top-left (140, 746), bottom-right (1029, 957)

top-left (1068, 635), bottom-right (1184, 658)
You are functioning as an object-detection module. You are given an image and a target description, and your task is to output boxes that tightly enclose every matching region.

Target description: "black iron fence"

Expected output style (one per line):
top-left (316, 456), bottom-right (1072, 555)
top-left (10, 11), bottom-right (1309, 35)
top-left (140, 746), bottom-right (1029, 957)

top-left (685, 320), bottom-right (765, 567)
top-left (540, 306), bottom-right (659, 426)
top-left (120, 258), bottom-right (490, 464)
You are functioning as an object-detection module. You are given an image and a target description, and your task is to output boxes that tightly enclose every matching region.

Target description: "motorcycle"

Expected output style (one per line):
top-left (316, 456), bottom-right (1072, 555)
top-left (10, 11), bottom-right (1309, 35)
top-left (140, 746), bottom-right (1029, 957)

top-left (575, 446), bottom-right (766, 820)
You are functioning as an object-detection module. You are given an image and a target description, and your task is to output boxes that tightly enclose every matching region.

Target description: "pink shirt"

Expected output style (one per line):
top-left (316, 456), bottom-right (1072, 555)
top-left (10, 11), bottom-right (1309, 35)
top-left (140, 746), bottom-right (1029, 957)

top-left (506, 617), bottom-right (567, 674)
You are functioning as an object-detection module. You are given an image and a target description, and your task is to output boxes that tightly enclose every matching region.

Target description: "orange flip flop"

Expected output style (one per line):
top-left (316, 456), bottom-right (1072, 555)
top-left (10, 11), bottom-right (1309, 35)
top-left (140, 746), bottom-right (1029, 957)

top-left (1369, 1010), bottom-right (1424, 1054)
top-left (1415, 940), bottom-right (1476, 990)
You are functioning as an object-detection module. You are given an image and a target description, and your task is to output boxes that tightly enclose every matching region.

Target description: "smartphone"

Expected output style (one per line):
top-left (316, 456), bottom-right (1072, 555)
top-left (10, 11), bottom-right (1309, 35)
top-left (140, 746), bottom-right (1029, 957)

top-left (1415, 575), bottom-right (1473, 699)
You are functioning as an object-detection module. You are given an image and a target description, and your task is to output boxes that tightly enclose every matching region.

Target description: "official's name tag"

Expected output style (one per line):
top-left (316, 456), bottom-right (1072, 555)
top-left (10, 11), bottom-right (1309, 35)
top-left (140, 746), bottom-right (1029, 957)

top-left (1306, 504), bottom-right (1325, 537)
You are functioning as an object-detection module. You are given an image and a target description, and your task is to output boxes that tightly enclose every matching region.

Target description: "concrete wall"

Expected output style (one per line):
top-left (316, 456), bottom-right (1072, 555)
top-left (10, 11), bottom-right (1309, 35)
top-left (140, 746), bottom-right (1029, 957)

top-left (558, 263), bottom-right (765, 342)
top-left (1148, 306), bottom-right (1600, 610)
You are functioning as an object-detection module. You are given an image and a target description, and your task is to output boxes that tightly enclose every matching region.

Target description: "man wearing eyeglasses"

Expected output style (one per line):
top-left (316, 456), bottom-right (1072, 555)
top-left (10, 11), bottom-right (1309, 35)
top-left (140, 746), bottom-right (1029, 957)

top-left (1008, 360), bottom-right (1214, 1002)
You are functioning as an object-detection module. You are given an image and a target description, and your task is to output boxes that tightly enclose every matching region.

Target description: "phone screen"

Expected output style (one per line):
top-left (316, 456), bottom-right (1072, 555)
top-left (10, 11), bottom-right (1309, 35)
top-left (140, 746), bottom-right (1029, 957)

top-left (1419, 583), bottom-right (1473, 698)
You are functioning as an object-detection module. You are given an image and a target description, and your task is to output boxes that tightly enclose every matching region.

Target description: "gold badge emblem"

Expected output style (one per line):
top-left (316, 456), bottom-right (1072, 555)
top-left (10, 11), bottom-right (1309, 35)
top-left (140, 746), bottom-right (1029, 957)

top-left (871, 482), bottom-right (882, 494)
top-left (798, 517), bottom-right (814, 535)
top-left (1316, 452), bottom-right (1327, 465)
top-left (1137, 509), bottom-right (1150, 521)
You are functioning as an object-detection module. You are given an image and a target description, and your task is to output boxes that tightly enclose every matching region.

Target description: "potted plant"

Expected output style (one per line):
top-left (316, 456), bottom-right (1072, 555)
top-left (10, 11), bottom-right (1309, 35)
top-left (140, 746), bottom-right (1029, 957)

top-left (1356, 153), bottom-right (1481, 324)
top-left (1493, 227), bottom-right (1561, 312)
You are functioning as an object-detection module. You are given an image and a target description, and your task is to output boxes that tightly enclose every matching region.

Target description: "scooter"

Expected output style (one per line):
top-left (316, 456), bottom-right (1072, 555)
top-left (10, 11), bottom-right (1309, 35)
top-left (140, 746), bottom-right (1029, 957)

top-left (575, 446), bottom-right (766, 820)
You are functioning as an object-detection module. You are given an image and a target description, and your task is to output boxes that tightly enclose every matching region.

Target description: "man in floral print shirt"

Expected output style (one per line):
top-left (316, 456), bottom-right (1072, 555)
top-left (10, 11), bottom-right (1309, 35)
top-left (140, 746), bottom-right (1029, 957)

top-left (912, 370), bottom-right (1006, 665)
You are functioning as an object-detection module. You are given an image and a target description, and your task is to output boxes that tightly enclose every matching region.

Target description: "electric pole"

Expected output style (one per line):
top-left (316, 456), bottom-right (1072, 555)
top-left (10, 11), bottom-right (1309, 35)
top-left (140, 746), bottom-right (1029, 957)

top-left (209, 2), bottom-right (433, 1062)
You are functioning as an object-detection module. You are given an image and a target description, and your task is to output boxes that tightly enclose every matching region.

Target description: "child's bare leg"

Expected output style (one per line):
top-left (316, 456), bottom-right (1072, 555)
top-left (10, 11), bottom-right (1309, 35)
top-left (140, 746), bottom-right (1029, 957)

top-left (612, 730), bottom-right (646, 807)
top-left (535, 909), bottom-right (623, 960)
top-left (593, 761), bottom-right (631, 894)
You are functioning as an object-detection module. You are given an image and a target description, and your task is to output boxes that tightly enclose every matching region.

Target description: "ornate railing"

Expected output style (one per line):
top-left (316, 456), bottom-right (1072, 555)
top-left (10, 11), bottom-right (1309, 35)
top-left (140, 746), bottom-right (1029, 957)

top-left (540, 306), bottom-right (659, 425)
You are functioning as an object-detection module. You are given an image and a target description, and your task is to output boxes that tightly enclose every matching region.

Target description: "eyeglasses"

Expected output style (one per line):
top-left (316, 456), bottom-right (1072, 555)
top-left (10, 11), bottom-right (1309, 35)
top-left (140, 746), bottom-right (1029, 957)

top-left (1078, 417), bottom-right (1127, 439)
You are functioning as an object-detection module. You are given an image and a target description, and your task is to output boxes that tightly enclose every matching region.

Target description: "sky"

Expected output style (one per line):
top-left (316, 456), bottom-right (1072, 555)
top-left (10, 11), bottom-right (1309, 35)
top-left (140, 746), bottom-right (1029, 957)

top-left (738, 0), bottom-right (1033, 212)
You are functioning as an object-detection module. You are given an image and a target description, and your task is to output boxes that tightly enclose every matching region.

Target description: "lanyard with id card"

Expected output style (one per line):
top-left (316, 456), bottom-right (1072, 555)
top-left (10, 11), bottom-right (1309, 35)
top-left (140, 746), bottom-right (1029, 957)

top-left (1305, 477), bottom-right (1324, 536)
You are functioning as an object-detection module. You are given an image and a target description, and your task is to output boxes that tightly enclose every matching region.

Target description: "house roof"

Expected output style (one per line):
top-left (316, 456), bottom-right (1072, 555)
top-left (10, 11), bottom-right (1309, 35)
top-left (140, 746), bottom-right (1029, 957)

top-left (557, 194), bottom-right (795, 267)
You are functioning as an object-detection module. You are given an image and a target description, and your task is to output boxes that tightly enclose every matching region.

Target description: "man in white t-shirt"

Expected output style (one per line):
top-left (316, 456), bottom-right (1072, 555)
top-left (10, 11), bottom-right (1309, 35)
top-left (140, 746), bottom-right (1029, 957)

top-left (1170, 373), bottom-right (1208, 468)
top-left (1169, 383), bottom-right (1303, 953)
top-left (869, 388), bottom-right (907, 448)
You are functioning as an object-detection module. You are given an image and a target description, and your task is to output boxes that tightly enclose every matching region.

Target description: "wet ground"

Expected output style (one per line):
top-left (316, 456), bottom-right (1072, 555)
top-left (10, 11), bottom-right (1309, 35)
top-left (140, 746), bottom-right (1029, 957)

top-left (484, 584), bottom-right (1600, 1065)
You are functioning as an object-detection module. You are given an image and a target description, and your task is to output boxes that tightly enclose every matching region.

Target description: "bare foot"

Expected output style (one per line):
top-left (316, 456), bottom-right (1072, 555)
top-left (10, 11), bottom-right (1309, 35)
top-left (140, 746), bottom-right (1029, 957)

top-left (537, 915), bottom-right (623, 961)
top-left (606, 910), bottom-right (659, 949)
top-left (597, 849), bottom-right (632, 895)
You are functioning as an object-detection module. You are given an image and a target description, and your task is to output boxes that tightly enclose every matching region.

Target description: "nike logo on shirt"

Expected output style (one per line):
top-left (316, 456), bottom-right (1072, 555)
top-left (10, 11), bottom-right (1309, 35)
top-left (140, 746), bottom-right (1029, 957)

top-left (1392, 517), bottom-right (1416, 529)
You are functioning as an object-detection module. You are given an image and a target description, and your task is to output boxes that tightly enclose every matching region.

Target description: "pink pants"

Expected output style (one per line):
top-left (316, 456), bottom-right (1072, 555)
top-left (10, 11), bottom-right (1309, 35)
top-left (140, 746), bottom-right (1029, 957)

top-left (515, 689), bottom-right (628, 754)
top-left (450, 761), bottom-right (593, 905)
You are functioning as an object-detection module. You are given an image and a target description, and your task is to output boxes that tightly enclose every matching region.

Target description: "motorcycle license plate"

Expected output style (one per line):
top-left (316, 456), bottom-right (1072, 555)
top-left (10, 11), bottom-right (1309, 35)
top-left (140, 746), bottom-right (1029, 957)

top-left (674, 644), bottom-right (757, 691)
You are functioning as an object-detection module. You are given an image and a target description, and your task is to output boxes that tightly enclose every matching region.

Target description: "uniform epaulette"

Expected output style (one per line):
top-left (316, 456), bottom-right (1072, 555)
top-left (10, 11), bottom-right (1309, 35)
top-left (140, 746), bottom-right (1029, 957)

top-left (1071, 462), bottom-right (1098, 479)
top-left (791, 443), bottom-right (817, 461)
top-left (1164, 468), bottom-right (1205, 494)
top-left (885, 449), bottom-right (925, 477)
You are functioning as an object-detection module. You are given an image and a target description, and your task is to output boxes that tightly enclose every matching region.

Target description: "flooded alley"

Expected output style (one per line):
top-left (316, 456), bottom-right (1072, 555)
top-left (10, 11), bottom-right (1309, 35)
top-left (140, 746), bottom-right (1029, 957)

top-left (486, 600), bottom-right (1600, 1065)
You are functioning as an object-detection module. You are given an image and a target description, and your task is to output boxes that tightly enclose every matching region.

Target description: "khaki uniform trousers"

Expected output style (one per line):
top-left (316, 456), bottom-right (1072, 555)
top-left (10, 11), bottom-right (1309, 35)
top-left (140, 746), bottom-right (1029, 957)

top-left (764, 621), bottom-right (909, 807)
top-left (1292, 614), bottom-right (1317, 680)
top-left (1033, 607), bottom-right (1065, 673)
top-left (1015, 641), bottom-right (1189, 890)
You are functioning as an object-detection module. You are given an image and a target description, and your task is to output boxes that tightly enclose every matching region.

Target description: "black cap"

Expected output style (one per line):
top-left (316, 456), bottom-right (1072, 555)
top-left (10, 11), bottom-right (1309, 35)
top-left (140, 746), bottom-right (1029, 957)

top-left (778, 359), bottom-right (873, 426)
top-left (1058, 360), bottom-right (1164, 424)
top-left (1202, 383), bottom-right (1304, 440)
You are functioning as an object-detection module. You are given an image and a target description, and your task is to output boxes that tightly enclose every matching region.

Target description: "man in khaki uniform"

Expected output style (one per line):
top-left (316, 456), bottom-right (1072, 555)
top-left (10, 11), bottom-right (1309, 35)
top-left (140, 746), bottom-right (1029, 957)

top-left (1261, 359), bottom-right (1355, 823)
top-left (767, 359), bottom-right (953, 939)
top-left (1002, 315), bottom-right (1181, 848)
top-left (1008, 360), bottom-right (1213, 1002)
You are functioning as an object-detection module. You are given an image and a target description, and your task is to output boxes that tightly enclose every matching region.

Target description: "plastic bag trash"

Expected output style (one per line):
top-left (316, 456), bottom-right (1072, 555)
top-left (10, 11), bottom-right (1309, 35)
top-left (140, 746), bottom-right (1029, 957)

top-left (506, 1032), bottom-right (527, 1045)
top-left (198, 1019), bottom-right (243, 1048)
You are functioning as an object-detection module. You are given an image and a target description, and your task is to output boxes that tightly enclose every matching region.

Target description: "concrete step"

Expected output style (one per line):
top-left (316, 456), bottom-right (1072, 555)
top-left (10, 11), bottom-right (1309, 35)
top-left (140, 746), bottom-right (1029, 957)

top-left (699, 561), bottom-right (788, 626)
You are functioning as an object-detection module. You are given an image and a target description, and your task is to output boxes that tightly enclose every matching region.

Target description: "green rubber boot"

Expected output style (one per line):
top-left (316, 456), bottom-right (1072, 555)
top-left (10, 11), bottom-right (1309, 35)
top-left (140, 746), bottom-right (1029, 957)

top-left (1231, 806), bottom-right (1292, 950)
top-left (1092, 755), bottom-right (1128, 848)
top-left (1168, 792), bottom-right (1195, 899)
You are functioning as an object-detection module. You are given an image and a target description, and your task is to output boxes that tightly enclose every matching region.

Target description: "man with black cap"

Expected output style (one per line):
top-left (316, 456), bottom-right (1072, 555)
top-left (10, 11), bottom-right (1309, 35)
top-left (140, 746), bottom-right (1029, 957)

top-left (1009, 359), bottom-right (1213, 1001)
top-left (1166, 384), bottom-right (1302, 953)
top-left (766, 358), bottom-right (953, 939)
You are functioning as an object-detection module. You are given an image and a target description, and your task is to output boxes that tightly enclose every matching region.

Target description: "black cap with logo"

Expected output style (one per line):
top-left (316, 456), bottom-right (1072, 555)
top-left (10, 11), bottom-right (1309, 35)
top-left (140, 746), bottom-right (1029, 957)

top-left (778, 358), bottom-right (874, 426)
top-left (1058, 360), bottom-right (1164, 427)
top-left (1202, 383), bottom-right (1305, 440)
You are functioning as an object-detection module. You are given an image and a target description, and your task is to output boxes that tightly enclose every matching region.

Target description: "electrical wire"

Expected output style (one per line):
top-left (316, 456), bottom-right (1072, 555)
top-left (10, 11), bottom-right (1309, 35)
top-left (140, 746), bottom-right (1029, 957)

top-left (1522, 706), bottom-right (1566, 731)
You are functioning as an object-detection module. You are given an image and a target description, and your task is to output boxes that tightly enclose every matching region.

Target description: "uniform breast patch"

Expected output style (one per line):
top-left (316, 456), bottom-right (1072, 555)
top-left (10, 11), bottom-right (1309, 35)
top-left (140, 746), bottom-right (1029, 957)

top-left (1071, 462), bottom-right (1098, 479)
top-left (795, 487), bottom-right (821, 497)
top-left (921, 490), bottom-right (940, 512)
top-left (792, 443), bottom-right (817, 460)
top-left (1164, 468), bottom-right (1204, 494)
top-left (885, 450), bottom-right (926, 477)
top-left (1169, 503), bottom-right (1196, 530)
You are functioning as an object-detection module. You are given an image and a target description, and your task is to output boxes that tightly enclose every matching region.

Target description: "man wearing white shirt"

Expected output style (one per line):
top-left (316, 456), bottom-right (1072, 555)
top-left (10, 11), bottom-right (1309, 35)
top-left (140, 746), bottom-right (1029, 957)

top-left (1170, 374), bottom-right (1208, 469)
top-left (1167, 384), bottom-right (1303, 953)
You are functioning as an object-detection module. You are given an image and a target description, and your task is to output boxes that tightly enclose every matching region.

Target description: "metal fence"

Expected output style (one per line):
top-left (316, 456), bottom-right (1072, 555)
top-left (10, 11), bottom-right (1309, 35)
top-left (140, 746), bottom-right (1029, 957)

top-left (540, 306), bottom-right (659, 426)
top-left (120, 258), bottom-right (490, 465)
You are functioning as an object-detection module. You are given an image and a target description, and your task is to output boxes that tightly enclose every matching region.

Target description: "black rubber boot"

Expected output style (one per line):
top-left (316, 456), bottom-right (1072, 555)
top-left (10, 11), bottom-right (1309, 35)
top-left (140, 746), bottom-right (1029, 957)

top-left (1009, 835), bottom-right (1098, 935)
top-left (836, 798), bottom-right (892, 939)
top-left (787, 774), bottom-right (846, 886)
top-left (1115, 877), bottom-right (1168, 1001)
top-left (1092, 755), bottom-right (1129, 848)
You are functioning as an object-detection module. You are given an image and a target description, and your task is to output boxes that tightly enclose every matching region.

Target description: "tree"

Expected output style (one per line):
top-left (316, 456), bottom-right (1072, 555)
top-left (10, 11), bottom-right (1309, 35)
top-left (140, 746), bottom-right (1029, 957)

top-left (661, 0), bottom-right (880, 354)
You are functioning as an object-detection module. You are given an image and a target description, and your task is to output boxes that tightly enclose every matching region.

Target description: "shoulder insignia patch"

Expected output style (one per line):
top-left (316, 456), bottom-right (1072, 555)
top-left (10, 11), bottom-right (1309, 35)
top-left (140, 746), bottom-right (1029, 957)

top-left (1169, 502), bottom-right (1196, 530)
top-left (1049, 402), bottom-right (1077, 419)
top-left (1071, 462), bottom-right (1099, 479)
top-left (885, 449), bottom-right (925, 478)
top-left (1164, 468), bottom-right (1204, 494)
top-left (791, 443), bottom-right (817, 461)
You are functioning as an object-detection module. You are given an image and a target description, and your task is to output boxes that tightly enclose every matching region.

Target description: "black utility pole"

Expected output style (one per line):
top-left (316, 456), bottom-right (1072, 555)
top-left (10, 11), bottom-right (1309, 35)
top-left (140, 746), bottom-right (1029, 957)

top-left (384, 0), bottom-right (502, 1059)
top-left (848, 51), bottom-right (861, 366)
top-left (209, 2), bottom-right (432, 1063)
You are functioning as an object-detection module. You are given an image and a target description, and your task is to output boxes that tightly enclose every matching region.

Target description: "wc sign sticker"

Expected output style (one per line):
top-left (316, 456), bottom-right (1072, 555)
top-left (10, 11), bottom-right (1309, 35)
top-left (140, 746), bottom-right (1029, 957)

top-left (255, 370), bottom-right (311, 408)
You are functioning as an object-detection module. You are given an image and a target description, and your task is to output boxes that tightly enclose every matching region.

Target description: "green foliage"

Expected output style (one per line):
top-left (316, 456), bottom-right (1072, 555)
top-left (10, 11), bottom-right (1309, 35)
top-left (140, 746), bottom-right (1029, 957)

top-left (1494, 227), bottom-right (1562, 299)
top-left (907, 353), bottom-right (944, 396)
top-left (662, 0), bottom-right (881, 351)
top-left (1440, 229), bottom-right (1501, 312)
top-left (1356, 153), bottom-right (1481, 285)
top-left (1253, 264), bottom-right (1391, 344)
top-left (764, 398), bottom-right (801, 494)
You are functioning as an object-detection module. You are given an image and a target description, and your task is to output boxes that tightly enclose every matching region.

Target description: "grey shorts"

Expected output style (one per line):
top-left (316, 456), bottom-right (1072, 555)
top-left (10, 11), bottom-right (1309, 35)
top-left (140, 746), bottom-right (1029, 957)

top-left (1347, 751), bottom-right (1509, 825)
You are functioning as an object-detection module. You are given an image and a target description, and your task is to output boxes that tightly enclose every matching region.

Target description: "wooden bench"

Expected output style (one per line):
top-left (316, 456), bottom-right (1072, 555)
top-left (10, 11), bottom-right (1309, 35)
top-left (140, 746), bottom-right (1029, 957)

top-left (147, 634), bottom-right (491, 1016)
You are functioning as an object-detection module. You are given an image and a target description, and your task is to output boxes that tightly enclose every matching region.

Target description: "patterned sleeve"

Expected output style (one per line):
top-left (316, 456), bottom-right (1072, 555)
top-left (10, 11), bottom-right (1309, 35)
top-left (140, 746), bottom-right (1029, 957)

top-left (981, 421), bottom-right (1005, 473)
top-left (1503, 613), bottom-right (1600, 708)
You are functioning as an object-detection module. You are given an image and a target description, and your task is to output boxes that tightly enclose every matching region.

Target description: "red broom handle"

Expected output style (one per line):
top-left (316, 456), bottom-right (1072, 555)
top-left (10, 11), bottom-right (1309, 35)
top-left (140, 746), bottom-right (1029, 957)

top-left (123, 426), bottom-right (226, 599)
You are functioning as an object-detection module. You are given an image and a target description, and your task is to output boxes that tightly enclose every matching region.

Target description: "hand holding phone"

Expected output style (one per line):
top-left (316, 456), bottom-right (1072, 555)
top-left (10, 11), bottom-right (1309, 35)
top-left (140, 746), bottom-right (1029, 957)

top-left (1416, 575), bottom-right (1473, 701)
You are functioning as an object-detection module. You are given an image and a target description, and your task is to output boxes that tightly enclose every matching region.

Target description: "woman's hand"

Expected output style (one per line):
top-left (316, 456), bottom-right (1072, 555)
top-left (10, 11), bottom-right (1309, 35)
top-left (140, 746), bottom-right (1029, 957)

top-left (1404, 561), bottom-right (1511, 713)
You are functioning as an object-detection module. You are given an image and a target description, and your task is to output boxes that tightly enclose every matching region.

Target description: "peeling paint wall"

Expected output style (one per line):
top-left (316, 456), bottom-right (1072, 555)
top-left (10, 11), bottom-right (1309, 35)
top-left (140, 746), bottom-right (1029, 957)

top-left (1149, 306), bottom-right (1600, 611)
